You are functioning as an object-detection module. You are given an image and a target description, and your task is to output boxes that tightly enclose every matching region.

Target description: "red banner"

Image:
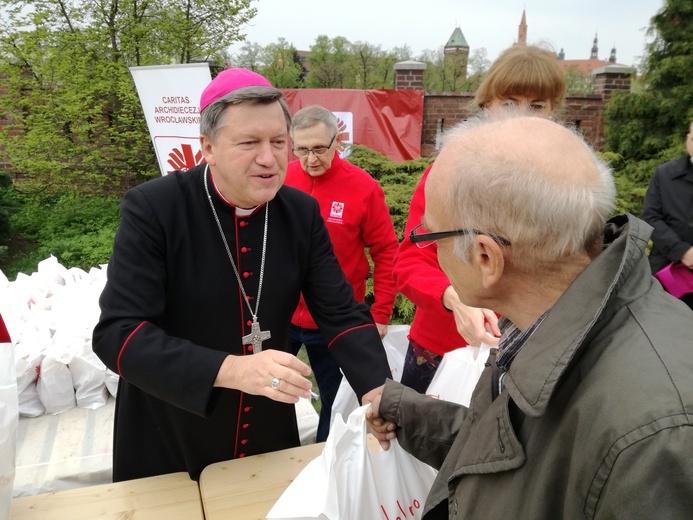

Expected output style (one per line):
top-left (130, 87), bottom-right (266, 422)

top-left (282, 89), bottom-right (424, 162)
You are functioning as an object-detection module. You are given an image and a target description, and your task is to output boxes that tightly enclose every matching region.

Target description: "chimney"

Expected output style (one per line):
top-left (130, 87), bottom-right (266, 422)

top-left (394, 61), bottom-right (427, 90)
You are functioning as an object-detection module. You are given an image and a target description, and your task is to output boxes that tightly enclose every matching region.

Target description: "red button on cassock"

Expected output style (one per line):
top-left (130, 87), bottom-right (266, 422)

top-left (241, 247), bottom-right (249, 253)
top-left (242, 423), bottom-right (249, 429)
top-left (243, 272), bottom-right (251, 279)
top-left (239, 221), bottom-right (247, 227)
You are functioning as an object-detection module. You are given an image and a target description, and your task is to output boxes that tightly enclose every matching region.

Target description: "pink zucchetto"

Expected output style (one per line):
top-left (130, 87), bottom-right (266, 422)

top-left (199, 68), bottom-right (273, 113)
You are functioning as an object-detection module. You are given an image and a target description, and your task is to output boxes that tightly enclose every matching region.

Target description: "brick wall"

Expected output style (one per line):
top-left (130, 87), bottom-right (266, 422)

top-left (420, 92), bottom-right (605, 157)
top-left (0, 64), bottom-right (633, 179)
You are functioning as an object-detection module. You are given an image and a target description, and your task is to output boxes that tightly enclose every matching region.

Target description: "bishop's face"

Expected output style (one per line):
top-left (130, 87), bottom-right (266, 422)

top-left (200, 102), bottom-right (289, 209)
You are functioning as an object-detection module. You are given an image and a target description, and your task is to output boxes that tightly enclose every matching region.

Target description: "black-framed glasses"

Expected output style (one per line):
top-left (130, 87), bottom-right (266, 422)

top-left (409, 223), bottom-right (512, 248)
top-left (292, 134), bottom-right (337, 157)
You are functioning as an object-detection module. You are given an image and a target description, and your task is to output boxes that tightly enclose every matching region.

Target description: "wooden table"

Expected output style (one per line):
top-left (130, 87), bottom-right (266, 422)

top-left (199, 442), bottom-right (325, 520)
top-left (200, 436), bottom-right (382, 520)
top-left (10, 472), bottom-right (204, 520)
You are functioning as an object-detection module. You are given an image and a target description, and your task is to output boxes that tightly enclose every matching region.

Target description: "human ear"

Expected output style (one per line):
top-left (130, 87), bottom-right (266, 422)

top-left (473, 235), bottom-right (505, 289)
top-left (200, 135), bottom-right (216, 166)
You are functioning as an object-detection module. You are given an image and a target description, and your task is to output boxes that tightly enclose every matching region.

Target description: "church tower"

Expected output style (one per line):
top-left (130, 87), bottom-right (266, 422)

top-left (590, 33), bottom-right (599, 59)
top-left (609, 46), bottom-right (617, 63)
top-left (444, 26), bottom-right (470, 82)
top-left (517, 9), bottom-right (528, 45)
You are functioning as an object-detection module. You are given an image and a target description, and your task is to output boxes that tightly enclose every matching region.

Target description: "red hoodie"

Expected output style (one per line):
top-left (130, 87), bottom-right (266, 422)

top-left (393, 165), bottom-right (469, 355)
top-left (285, 154), bottom-right (398, 329)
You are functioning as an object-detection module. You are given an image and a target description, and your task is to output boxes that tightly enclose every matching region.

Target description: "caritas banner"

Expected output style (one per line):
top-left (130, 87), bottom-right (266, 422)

top-left (282, 89), bottom-right (424, 162)
top-left (130, 63), bottom-right (212, 176)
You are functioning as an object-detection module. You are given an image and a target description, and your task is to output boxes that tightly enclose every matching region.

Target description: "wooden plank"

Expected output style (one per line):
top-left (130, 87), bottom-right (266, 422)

top-left (10, 472), bottom-right (203, 520)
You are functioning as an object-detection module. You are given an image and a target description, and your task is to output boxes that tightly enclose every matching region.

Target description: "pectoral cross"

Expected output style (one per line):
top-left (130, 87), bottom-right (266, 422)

top-left (242, 319), bottom-right (271, 354)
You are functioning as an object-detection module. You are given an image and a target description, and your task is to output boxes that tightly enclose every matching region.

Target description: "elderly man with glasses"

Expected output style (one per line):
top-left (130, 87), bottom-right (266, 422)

top-left (365, 112), bottom-right (693, 519)
top-left (284, 104), bottom-right (399, 441)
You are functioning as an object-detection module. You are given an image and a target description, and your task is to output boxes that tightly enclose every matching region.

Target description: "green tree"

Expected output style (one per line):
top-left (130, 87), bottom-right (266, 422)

top-left (467, 48), bottom-right (490, 77)
top-left (231, 41), bottom-right (264, 72)
top-left (0, 0), bottom-right (255, 189)
top-left (260, 38), bottom-right (304, 88)
top-left (349, 41), bottom-right (387, 89)
top-left (417, 47), bottom-right (445, 91)
top-left (605, 0), bottom-right (693, 160)
top-left (306, 35), bottom-right (351, 88)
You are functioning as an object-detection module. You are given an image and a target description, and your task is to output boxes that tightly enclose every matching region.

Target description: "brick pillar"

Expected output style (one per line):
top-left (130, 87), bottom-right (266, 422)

top-left (592, 65), bottom-right (633, 101)
top-left (394, 60), bottom-right (427, 90)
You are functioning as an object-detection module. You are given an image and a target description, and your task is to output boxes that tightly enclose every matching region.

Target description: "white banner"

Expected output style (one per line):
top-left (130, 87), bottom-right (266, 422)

top-left (130, 63), bottom-right (212, 176)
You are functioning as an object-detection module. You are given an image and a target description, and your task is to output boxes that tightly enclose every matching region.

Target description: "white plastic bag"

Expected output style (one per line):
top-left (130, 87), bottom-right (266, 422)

top-left (267, 405), bottom-right (437, 520)
top-left (331, 324), bottom-right (409, 426)
top-left (15, 346), bottom-right (45, 418)
top-left (425, 343), bottom-right (492, 406)
top-left (37, 355), bottom-right (76, 415)
top-left (0, 320), bottom-right (18, 520)
top-left (69, 341), bottom-right (109, 410)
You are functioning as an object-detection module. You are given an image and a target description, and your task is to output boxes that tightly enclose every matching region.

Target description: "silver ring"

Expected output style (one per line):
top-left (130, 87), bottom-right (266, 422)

top-left (270, 377), bottom-right (281, 390)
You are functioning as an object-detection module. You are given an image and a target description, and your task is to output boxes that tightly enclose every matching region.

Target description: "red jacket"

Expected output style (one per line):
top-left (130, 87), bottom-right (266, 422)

top-left (285, 154), bottom-right (398, 329)
top-left (393, 165), bottom-right (468, 356)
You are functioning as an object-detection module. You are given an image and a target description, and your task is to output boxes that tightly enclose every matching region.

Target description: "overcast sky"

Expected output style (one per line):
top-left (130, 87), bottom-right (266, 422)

top-left (229, 0), bottom-right (664, 68)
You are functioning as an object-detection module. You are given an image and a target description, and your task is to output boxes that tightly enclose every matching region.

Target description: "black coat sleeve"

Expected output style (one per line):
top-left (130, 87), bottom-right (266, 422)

top-left (299, 198), bottom-right (392, 400)
top-left (642, 162), bottom-right (693, 267)
top-left (92, 186), bottom-right (228, 417)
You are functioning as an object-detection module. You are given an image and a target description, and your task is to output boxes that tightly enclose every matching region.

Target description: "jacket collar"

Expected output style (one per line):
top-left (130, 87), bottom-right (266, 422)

top-left (447, 214), bottom-right (653, 480)
top-left (503, 214), bottom-right (653, 418)
top-left (670, 154), bottom-right (693, 180)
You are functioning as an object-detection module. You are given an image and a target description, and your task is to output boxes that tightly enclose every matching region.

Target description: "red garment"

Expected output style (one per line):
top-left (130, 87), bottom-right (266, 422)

top-left (285, 154), bottom-right (398, 328)
top-left (393, 165), bottom-right (468, 356)
top-left (0, 314), bottom-right (10, 343)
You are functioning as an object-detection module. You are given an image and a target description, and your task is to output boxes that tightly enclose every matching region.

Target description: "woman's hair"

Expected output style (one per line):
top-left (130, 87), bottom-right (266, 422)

top-left (474, 45), bottom-right (566, 111)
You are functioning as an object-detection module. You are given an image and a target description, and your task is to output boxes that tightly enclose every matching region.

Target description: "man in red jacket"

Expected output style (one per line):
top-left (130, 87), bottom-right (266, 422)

top-left (285, 105), bottom-right (398, 440)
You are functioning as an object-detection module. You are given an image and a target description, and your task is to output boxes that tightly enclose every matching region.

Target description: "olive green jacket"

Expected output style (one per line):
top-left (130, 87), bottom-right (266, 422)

top-left (381, 214), bottom-right (693, 519)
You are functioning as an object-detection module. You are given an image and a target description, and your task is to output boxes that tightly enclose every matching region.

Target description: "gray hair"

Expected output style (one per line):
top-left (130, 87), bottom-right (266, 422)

top-left (200, 86), bottom-right (291, 142)
top-left (290, 105), bottom-right (338, 136)
top-left (441, 112), bottom-right (616, 273)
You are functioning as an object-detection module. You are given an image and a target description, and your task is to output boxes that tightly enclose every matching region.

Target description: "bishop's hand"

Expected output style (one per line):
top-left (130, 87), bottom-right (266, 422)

top-left (214, 350), bottom-right (313, 404)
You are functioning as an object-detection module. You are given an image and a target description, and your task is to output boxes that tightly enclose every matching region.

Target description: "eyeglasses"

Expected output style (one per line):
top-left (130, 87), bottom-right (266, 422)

top-left (292, 134), bottom-right (337, 157)
top-left (409, 223), bottom-right (512, 249)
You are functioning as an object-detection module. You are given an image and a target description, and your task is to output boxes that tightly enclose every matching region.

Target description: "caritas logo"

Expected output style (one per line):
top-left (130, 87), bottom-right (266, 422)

top-left (166, 143), bottom-right (205, 172)
top-left (332, 111), bottom-right (353, 159)
top-left (153, 136), bottom-right (206, 175)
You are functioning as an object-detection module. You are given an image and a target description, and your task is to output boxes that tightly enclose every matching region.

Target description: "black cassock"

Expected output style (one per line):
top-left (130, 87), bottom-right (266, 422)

top-left (93, 164), bottom-right (391, 481)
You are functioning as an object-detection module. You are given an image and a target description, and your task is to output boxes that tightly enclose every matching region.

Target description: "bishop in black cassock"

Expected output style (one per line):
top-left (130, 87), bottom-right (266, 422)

top-left (93, 163), bottom-right (392, 481)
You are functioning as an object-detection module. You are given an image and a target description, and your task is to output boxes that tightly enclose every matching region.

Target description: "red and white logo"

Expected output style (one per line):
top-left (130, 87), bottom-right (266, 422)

top-left (332, 112), bottom-right (353, 159)
top-left (330, 201), bottom-right (345, 219)
top-left (166, 143), bottom-right (205, 173)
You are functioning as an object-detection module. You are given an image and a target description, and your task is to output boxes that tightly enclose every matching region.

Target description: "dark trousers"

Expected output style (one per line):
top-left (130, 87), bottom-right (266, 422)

top-left (290, 325), bottom-right (342, 442)
top-left (399, 339), bottom-right (444, 394)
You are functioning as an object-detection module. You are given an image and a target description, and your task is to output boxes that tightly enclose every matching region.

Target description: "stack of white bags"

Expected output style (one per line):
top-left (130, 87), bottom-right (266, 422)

top-left (0, 256), bottom-right (115, 417)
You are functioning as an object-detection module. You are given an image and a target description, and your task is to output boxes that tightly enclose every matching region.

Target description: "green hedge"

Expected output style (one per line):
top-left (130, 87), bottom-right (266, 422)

top-left (1, 144), bottom-right (661, 326)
